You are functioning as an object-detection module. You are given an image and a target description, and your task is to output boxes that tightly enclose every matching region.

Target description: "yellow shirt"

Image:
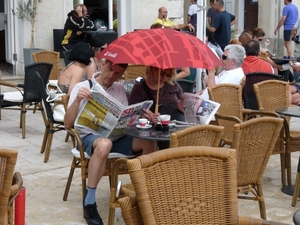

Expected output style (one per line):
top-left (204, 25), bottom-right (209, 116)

top-left (153, 18), bottom-right (177, 27)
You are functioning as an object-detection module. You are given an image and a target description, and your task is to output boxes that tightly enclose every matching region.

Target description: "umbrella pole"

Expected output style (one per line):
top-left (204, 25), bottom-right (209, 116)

top-left (155, 69), bottom-right (161, 113)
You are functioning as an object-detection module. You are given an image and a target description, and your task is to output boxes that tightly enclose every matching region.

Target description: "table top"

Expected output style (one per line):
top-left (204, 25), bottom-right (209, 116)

top-left (271, 57), bottom-right (298, 65)
top-left (124, 124), bottom-right (189, 141)
top-left (276, 106), bottom-right (300, 118)
top-left (83, 30), bottom-right (116, 35)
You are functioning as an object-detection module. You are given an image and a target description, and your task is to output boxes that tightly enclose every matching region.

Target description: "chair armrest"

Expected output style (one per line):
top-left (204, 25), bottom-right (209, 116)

top-left (8, 172), bottom-right (23, 206)
top-left (118, 194), bottom-right (142, 225)
top-left (215, 113), bottom-right (242, 123)
top-left (0, 80), bottom-right (24, 94)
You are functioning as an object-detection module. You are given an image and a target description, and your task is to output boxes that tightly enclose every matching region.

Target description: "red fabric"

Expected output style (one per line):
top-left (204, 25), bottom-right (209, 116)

top-left (97, 28), bottom-right (222, 69)
top-left (242, 56), bottom-right (274, 74)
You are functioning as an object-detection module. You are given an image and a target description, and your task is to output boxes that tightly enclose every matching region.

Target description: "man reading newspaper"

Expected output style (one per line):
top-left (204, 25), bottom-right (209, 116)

top-left (64, 59), bottom-right (157, 225)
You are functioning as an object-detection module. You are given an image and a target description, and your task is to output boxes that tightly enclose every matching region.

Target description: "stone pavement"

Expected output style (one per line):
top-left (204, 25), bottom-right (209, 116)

top-left (1, 69), bottom-right (300, 224)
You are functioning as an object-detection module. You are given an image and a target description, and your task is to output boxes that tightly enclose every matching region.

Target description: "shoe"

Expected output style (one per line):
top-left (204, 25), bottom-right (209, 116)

top-left (83, 203), bottom-right (103, 225)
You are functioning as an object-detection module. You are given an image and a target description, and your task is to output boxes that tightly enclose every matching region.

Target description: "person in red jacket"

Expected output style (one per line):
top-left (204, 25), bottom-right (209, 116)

top-left (241, 40), bottom-right (274, 75)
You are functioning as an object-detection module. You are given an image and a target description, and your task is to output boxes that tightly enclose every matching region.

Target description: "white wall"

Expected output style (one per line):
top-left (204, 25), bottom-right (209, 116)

top-left (15, 0), bottom-right (73, 75)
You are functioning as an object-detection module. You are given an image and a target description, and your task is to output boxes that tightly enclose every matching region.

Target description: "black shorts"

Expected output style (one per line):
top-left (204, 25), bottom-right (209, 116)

top-left (284, 30), bottom-right (292, 41)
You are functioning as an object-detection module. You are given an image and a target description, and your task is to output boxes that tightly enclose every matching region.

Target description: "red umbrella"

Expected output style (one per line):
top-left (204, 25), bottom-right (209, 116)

top-left (97, 28), bottom-right (221, 69)
top-left (97, 28), bottom-right (222, 112)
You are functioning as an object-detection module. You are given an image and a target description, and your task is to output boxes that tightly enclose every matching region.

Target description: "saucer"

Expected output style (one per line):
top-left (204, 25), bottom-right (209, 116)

top-left (157, 122), bottom-right (174, 127)
top-left (136, 124), bottom-right (152, 129)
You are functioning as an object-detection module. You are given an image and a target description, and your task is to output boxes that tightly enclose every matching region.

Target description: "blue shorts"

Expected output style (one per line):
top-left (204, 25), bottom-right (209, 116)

top-left (284, 30), bottom-right (292, 41)
top-left (82, 134), bottom-right (133, 156)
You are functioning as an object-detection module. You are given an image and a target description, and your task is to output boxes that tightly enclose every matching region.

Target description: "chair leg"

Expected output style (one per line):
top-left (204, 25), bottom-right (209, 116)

top-left (257, 184), bottom-right (266, 220)
top-left (292, 156), bottom-right (300, 207)
top-left (63, 157), bottom-right (77, 201)
top-left (108, 207), bottom-right (116, 225)
top-left (44, 125), bottom-right (54, 163)
top-left (280, 153), bottom-right (287, 186)
top-left (40, 125), bottom-right (49, 154)
top-left (286, 152), bottom-right (292, 186)
top-left (65, 133), bottom-right (70, 142)
top-left (21, 105), bottom-right (26, 139)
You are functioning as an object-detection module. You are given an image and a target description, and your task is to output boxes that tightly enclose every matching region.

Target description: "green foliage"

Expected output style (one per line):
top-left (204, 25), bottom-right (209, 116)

top-left (12, 0), bottom-right (42, 22)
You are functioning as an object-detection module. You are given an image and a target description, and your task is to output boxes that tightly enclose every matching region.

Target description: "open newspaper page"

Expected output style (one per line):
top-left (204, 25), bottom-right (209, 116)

top-left (75, 85), bottom-right (153, 139)
top-left (183, 93), bottom-right (220, 124)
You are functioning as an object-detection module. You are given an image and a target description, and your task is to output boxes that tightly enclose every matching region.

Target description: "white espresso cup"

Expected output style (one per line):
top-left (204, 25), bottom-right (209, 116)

top-left (158, 114), bottom-right (171, 125)
top-left (138, 118), bottom-right (150, 127)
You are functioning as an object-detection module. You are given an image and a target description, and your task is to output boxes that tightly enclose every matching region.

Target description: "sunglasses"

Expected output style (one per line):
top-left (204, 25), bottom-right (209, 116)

top-left (160, 71), bottom-right (172, 78)
top-left (221, 55), bottom-right (228, 60)
top-left (94, 47), bottom-right (106, 51)
top-left (257, 38), bottom-right (263, 42)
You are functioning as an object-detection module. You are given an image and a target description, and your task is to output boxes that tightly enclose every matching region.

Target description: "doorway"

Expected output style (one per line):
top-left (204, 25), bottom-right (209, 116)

top-left (244, 0), bottom-right (258, 31)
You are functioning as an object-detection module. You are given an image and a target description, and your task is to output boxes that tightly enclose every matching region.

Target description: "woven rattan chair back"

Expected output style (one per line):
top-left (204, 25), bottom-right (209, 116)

top-left (243, 73), bottom-right (281, 110)
top-left (32, 50), bottom-right (61, 80)
top-left (231, 116), bottom-right (283, 219)
top-left (126, 146), bottom-right (238, 225)
top-left (253, 79), bottom-right (290, 111)
top-left (254, 79), bottom-right (300, 186)
top-left (124, 65), bottom-right (147, 80)
top-left (0, 149), bottom-right (18, 225)
top-left (170, 124), bottom-right (224, 147)
top-left (208, 83), bottom-right (244, 145)
top-left (36, 72), bottom-right (66, 162)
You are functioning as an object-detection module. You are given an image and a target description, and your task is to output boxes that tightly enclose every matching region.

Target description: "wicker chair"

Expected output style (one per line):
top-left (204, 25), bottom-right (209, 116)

top-left (0, 149), bottom-right (23, 225)
top-left (169, 124), bottom-right (224, 148)
top-left (0, 62), bottom-right (53, 138)
top-left (124, 65), bottom-right (147, 80)
top-left (254, 79), bottom-right (300, 186)
top-left (231, 116), bottom-right (284, 219)
top-left (243, 72), bottom-right (281, 110)
top-left (32, 50), bottom-right (63, 80)
top-left (208, 82), bottom-right (287, 186)
top-left (207, 83), bottom-right (251, 146)
top-left (117, 146), bottom-right (290, 225)
top-left (36, 72), bottom-right (67, 162)
top-left (60, 94), bottom-right (135, 225)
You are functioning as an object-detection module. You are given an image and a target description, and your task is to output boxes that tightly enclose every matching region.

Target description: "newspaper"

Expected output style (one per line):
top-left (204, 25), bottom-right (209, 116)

top-left (75, 84), bottom-right (153, 139)
top-left (182, 93), bottom-right (220, 125)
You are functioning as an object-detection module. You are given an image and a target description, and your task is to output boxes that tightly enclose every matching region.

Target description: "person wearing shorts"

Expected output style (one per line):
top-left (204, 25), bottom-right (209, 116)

top-left (274, 0), bottom-right (298, 57)
top-left (64, 59), bottom-right (157, 225)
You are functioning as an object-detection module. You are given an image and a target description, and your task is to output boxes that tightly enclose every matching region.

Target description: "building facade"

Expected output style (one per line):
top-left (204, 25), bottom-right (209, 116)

top-left (1, 0), bottom-right (300, 76)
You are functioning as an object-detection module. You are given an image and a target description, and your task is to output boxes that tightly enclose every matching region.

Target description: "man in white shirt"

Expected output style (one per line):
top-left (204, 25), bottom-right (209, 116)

top-left (197, 44), bottom-right (245, 100)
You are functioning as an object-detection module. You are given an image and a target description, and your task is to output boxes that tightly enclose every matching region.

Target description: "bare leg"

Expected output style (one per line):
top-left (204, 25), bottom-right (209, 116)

top-left (285, 40), bottom-right (293, 57)
top-left (87, 137), bottom-right (113, 188)
top-left (132, 138), bottom-right (157, 154)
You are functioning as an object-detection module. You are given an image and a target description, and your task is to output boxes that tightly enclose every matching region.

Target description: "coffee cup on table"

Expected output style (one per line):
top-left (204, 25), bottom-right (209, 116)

top-left (138, 118), bottom-right (150, 127)
top-left (158, 114), bottom-right (171, 125)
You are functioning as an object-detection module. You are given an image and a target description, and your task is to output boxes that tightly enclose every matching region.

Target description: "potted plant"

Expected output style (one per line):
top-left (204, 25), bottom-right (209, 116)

top-left (12, 0), bottom-right (44, 65)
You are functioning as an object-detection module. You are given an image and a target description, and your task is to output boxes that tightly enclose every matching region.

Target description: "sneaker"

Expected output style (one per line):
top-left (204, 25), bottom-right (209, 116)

top-left (83, 203), bottom-right (103, 225)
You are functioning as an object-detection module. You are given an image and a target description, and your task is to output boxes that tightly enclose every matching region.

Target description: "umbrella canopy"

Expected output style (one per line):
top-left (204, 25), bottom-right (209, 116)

top-left (97, 28), bottom-right (221, 70)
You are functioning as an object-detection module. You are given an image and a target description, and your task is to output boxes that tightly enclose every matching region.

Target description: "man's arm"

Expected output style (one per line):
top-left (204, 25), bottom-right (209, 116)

top-left (206, 69), bottom-right (216, 87)
top-left (209, 26), bottom-right (216, 32)
top-left (64, 87), bottom-right (91, 129)
top-left (230, 17), bottom-right (238, 26)
top-left (274, 16), bottom-right (286, 35)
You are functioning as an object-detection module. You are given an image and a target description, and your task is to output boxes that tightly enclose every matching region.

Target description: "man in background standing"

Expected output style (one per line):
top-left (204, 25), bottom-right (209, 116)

top-left (274, 0), bottom-right (298, 57)
top-left (187, 0), bottom-right (198, 30)
top-left (207, 0), bottom-right (217, 27)
top-left (208, 0), bottom-right (237, 51)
